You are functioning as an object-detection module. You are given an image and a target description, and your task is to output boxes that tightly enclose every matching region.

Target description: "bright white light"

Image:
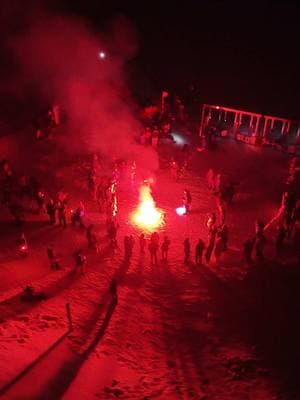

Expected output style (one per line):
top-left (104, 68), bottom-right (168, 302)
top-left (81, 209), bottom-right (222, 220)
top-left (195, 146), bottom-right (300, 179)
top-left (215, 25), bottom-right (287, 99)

top-left (99, 51), bottom-right (106, 59)
top-left (171, 133), bottom-right (186, 145)
top-left (176, 206), bottom-right (186, 216)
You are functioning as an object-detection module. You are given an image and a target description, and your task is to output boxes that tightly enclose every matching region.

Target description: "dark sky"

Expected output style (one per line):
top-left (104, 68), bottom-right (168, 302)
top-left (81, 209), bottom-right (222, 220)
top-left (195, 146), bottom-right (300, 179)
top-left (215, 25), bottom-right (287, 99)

top-left (55, 1), bottom-right (300, 119)
top-left (3, 1), bottom-right (300, 120)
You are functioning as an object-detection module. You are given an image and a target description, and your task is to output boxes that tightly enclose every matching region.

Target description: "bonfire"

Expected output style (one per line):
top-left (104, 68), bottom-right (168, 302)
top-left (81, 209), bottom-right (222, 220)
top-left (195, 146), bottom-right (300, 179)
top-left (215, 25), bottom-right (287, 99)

top-left (131, 184), bottom-right (164, 231)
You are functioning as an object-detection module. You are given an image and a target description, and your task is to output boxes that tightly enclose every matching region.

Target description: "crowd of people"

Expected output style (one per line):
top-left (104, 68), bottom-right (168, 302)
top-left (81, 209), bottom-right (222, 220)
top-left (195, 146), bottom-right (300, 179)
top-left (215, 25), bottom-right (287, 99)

top-left (2, 149), bottom-right (300, 273)
top-left (1, 102), bottom-right (300, 291)
top-left (242, 156), bottom-right (300, 264)
top-left (0, 153), bottom-right (121, 271)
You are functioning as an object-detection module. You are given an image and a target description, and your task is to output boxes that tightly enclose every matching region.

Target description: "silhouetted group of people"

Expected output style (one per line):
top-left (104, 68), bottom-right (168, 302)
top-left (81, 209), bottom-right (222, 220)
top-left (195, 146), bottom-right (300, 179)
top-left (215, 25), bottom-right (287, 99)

top-left (242, 156), bottom-right (300, 265)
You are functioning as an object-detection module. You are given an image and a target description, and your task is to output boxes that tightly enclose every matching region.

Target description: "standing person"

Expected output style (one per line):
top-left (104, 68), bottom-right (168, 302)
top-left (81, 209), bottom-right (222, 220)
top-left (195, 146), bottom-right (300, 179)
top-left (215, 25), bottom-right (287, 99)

top-left (178, 159), bottom-right (188, 179)
top-left (130, 161), bottom-right (136, 184)
top-left (183, 189), bottom-right (192, 214)
top-left (214, 173), bottom-right (222, 194)
top-left (255, 219), bottom-right (265, 236)
top-left (73, 250), bottom-right (86, 273)
top-left (216, 196), bottom-right (226, 225)
top-left (206, 212), bottom-right (217, 231)
top-left (206, 168), bottom-right (215, 191)
top-left (161, 236), bottom-right (170, 261)
top-left (214, 232), bottom-right (224, 263)
top-left (275, 223), bottom-right (286, 256)
top-left (151, 232), bottom-right (160, 247)
top-left (151, 127), bottom-right (159, 147)
top-left (46, 198), bottom-right (56, 225)
top-left (88, 171), bottom-right (97, 201)
top-left (184, 238), bottom-right (191, 264)
top-left (96, 180), bottom-right (105, 212)
top-left (219, 224), bottom-right (229, 251)
top-left (170, 158), bottom-right (179, 180)
top-left (205, 226), bottom-right (217, 264)
top-left (57, 200), bottom-right (67, 228)
top-left (281, 191), bottom-right (296, 238)
top-left (107, 219), bottom-right (118, 248)
top-left (92, 153), bottom-right (101, 176)
top-left (36, 190), bottom-right (46, 214)
top-left (149, 232), bottom-right (159, 266)
top-left (71, 201), bottom-right (85, 228)
top-left (57, 187), bottom-right (68, 204)
top-left (86, 224), bottom-right (94, 249)
top-left (195, 238), bottom-right (205, 265)
top-left (86, 224), bottom-right (99, 252)
top-left (8, 201), bottom-right (24, 226)
top-left (254, 231), bottom-right (266, 262)
top-left (242, 238), bottom-right (254, 266)
top-left (47, 247), bottom-right (60, 270)
top-left (139, 233), bottom-right (146, 253)
top-left (254, 219), bottom-right (266, 262)
top-left (17, 233), bottom-right (28, 257)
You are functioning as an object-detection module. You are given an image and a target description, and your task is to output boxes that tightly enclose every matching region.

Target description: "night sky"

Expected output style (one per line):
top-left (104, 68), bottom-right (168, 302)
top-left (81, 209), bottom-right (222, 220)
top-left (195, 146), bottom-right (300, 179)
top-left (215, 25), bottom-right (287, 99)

top-left (2, 1), bottom-right (300, 120)
top-left (52, 1), bottom-right (300, 119)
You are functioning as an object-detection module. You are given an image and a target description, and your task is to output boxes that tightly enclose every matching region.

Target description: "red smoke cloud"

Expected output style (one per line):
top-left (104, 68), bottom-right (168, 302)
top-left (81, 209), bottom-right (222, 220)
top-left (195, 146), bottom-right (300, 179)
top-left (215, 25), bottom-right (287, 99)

top-left (9, 5), bottom-right (158, 172)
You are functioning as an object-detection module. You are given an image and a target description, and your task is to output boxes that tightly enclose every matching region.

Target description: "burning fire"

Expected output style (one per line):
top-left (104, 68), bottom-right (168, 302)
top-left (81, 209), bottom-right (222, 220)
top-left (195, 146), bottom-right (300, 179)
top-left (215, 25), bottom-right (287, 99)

top-left (131, 184), bottom-right (164, 231)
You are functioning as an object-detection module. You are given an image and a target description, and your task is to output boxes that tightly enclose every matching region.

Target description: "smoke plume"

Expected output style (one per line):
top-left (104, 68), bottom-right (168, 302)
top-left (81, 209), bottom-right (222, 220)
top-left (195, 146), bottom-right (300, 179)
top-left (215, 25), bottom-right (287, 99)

top-left (7, 3), bottom-right (158, 172)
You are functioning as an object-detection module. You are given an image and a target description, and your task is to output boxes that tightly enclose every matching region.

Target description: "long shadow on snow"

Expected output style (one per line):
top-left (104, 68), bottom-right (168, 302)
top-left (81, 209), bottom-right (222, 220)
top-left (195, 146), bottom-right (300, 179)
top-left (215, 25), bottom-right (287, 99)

top-left (0, 243), bottom-right (116, 323)
top-left (34, 259), bottom-right (130, 400)
top-left (144, 260), bottom-right (213, 398)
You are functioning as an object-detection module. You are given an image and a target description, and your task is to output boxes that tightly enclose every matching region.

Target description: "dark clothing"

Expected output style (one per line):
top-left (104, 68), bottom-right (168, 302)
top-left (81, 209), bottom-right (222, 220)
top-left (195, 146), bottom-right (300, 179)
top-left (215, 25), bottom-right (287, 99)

top-left (255, 233), bottom-right (266, 262)
top-left (139, 235), bottom-right (146, 253)
top-left (184, 239), bottom-right (191, 264)
top-left (214, 236), bottom-right (224, 261)
top-left (57, 202), bottom-right (67, 228)
top-left (71, 207), bottom-right (85, 228)
top-left (46, 202), bottom-right (56, 224)
top-left (243, 239), bottom-right (254, 265)
top-left (87, 226), bottom-right (98, 249)
top-left (276, 227), bottom-right (286, 255)
top-left (183, 191), bottom-right (192, 214)
top-left (195, 240), bottom-right (205, 265)
top-left (47, 248), bottom-right (55, 261)
top-left (149, 233), bottom-right (159, 265)
top-left (124, 236), bottom-right (134, 260)
top-left (217, 197), bottom-right (226, 225)
top-left (205, 228), bottom-right (217, 263)
top-left (36, 191), bottom-right (45, 213)
top-left (205, 241), bottom-right (214, 264)
top-left (74, 252), bottom-right (86, 272)
top-left (149, 242), bottom-right (158, 265)
top-left (219, 225), bottom-right (229, 250)
top-left (108, 221), bottom-right (118, 249)
top-left (161, 238), bottom-right (170, 260)
top-left (110, 280), bottom-right (118, 302)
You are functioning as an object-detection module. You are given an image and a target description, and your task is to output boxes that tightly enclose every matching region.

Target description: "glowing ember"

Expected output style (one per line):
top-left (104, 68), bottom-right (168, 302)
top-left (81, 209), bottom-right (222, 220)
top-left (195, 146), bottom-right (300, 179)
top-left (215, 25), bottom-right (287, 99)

top-left (176, 205), bottom-right (186, 216)
top-left (131, 185), bottom-right (164, 231)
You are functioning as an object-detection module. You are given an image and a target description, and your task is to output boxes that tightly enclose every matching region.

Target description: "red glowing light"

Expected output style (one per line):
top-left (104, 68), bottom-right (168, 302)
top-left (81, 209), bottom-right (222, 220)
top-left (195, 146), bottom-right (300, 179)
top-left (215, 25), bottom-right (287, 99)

top-left (131, 185), bottom-right (164, 231)
top-left (21, 246), bottom-right (26, 250)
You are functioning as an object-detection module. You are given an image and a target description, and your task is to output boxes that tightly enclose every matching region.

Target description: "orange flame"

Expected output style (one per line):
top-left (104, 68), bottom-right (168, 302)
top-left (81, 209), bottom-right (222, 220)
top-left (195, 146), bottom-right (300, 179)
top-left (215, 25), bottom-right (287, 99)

top-left (131, 185), bottom-right (164, 231)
